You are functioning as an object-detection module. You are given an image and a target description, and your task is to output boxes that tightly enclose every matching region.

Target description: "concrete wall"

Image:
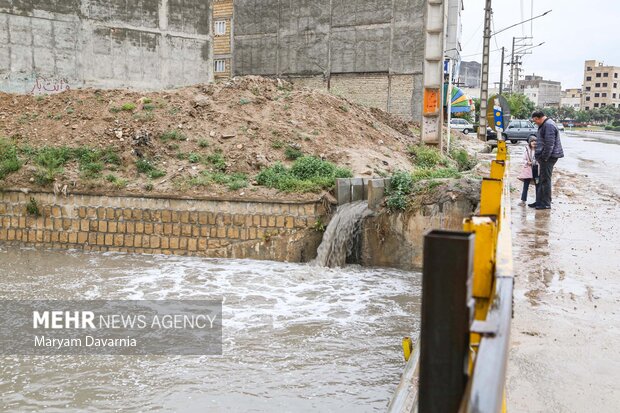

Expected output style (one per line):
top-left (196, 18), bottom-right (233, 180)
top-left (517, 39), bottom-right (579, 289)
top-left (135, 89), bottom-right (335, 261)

top-left (0, 190), bottom-right (327, 262)
top-left (232, 0), bottom-right (426, 119)
top-left (0, 0), bottom-right (212, 93)
top-left (360, 198), bottom-right (477, 270)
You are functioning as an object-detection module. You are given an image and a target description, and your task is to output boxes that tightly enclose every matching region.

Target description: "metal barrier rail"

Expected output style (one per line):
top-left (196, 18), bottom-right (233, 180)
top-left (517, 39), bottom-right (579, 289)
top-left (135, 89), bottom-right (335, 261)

top-left (387, 141), bottom-right (513, 413)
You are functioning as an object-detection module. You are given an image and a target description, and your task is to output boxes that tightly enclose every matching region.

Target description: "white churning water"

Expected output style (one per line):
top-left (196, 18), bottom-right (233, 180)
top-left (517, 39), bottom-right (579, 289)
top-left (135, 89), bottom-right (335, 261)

top-left (313, 201), bottom-right (372, 267)
top-left (0, 247), bottom-right (421, 412)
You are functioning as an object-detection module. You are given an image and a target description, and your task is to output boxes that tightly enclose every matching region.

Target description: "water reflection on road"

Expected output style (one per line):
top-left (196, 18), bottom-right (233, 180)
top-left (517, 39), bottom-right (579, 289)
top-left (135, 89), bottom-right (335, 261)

top-left (507, 132), bottom-right (620, 412)
top-left (0, 249), bottom-right (421, 412)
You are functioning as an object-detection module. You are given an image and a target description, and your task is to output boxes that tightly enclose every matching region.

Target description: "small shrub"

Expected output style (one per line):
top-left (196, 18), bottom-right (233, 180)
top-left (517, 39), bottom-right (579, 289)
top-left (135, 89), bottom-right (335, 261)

top-left (198, 139), bottom-right (209, 148)
top-left (0, 139), bottom-right (22, 179)
top-left (239, 98), bottom-right (252, 105)
top-left (189, 171), bottom-right (248, 191)
top-left (271, 140), bottom-right (284, 149)
top-left (144, 182), bottom-right (154, 191)
top-left (105, 174), bottom-right (117, 182)
top-left (26, 197), bottom-right (41, 217)
top-left (338, 105), bottom-right (349, 112)
top-left (121, 102), bottom-right (136, 111)
top-left (256, 157), bottom-right (352, 193)
top-left (605, 125), bottom-right (613, 131)
top-left (188, 152), bottom-right (201, 163)
top-left (66, 107), bottom-right (74, 114)
top-left (142, 98), bottom-right (152, 104)
top-left (205, 151), bottom-right (227, 171)
top-left (408, 145), bottom-right (448, 168)
top-left (135, 159), bottom-right (166, 179)
top-left (143, 103), bottom-right (155, 111)
top-left (450, 148), bottom-right (477, 171)
top-left (80, 161), bottom-right (104, 179)
top-left (411, 167), bottom-right (461, 182)
top-left (284, 147), bottom-right (303, 160)
top-left (160, 129), bottom-right (188, 142)
top-left (109, 106), bottom-right (121, 113)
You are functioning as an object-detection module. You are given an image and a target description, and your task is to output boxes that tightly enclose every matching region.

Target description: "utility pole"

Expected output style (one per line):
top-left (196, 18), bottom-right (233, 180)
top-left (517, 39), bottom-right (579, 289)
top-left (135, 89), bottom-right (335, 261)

top-left (509, 37), bottom-right (516, 92)
top-left (420, 0), bottom-right (446, 148)
top-left (499, 47), bottom-right (505, 95)
top-left (477, 0), bottom-right (492, 142)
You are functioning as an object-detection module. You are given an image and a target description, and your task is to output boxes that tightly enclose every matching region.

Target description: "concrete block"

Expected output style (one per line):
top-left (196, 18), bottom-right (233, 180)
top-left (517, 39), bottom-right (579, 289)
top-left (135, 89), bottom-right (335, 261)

top-left (367, 179), bottom-right (386, 210)
top-left (350, 178), bottom-right (364, 202)
top-left (362, 178), bottom-right (372, 199)
top-left (335, 178), bottom-right (352, 204)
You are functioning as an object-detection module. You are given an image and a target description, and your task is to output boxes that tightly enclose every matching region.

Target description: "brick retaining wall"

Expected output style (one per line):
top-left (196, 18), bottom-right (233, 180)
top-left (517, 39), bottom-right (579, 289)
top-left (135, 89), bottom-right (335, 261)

top-left (0, 190), bottom-right (328, 262)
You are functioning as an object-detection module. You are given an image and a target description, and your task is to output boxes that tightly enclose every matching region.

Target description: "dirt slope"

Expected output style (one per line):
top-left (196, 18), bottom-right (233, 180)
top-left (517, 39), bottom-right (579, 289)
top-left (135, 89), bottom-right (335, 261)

top-left (0, 76), bottom-right (421, 199)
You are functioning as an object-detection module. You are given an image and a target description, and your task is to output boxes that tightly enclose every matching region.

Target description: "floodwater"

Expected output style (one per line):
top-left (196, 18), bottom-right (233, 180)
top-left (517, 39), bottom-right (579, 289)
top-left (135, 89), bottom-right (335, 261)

top-left (507, 131), bottom-right (620, 412)
top-left (0, 248), bottom-right (421, 412)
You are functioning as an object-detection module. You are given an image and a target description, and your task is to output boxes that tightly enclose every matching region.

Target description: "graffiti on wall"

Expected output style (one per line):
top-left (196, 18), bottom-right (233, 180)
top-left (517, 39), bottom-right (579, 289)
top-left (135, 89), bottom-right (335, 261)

top-left (29, 77), bottom-right (71, 95)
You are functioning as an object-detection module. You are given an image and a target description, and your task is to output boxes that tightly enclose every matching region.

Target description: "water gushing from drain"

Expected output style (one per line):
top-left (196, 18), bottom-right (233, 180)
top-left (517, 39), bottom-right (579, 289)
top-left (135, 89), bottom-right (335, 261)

top-left (313, 201), bottom-right (371, 267)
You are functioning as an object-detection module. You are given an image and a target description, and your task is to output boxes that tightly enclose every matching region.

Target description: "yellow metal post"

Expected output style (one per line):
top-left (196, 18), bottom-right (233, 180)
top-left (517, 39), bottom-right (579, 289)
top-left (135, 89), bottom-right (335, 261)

top-left (496, 140), bottom-right (507, 161)
top-left (490, 160), bottom-right (506, 180)
top-left (402, 337), bottom-right (413, 362)
top-left (479, 178), bottom-right (503, 223)
top-left (463, 216), bottom-right (497, 302)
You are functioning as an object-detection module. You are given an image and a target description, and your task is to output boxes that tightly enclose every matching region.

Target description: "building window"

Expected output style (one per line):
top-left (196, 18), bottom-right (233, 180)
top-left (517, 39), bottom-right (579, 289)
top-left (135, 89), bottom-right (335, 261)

top-left (601, 103), bottom-right (607, 107)
top-left (615, 83), bottom-right (618, 88)
top-left (585, 107), bottom-right (590, 110)
top-left (594, 103), bottom-right (599, 107)
top-left (587, 67), bottom-right (592, 71)
top-left (214, 20), bottom-right (227, 36)
top-left (604, 72), bottom-right (609, 77)
top-left (586, 76), bottom-right (592, 81)
top-left (586, 97), bottom-right (591, 101)
top-left (616, 73), bottom-right (619, 78)
top-left (595, 83), bottom-right (601, 87)
top-left (602, 93), bottom-right (607, 97)
top-left (594, 93), bottom-right (600, 97)
top-left (214, 59), bottom-right (226, 73)
top-left (603, 83), bottom-right (608, 87)
top-left (596, 73), bottom-right (601, 77)
top-left (586, 87), bottom-right (591, 91)
top-left (614, 93), bottom-right (617, 99)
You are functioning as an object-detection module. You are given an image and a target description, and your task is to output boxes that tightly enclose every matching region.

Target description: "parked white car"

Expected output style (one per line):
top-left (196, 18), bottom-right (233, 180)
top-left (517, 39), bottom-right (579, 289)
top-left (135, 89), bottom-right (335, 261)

top-left (449, 118), bottom-right (475, 134)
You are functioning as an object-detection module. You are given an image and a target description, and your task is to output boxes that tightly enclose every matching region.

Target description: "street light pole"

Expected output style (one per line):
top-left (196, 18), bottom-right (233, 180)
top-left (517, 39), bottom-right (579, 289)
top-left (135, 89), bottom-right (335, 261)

top-left (499, 47), bottom-right (505, 95)
top-left (477, 0), bottom-right (492, 142)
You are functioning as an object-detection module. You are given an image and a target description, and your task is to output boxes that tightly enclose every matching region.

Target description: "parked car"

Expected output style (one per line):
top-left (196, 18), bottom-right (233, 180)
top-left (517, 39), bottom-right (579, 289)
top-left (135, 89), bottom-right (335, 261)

top-left (486, 127), bottom-right (497, 141)
top-left (502, 119), bottom-right (538, 144)
top-left (450, 118), bottom-right (475, 135)
top-left (556, 121), bottom-right (565, 132)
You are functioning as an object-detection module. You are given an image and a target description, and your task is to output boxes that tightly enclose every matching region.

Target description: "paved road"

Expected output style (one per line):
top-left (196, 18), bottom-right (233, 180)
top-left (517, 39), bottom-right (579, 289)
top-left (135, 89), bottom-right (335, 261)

top-left (507, 131), bottom-right (620, 412)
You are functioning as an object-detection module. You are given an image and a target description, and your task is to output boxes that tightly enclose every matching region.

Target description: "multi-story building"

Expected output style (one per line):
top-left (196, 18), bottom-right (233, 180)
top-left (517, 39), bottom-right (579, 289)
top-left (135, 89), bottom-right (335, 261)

top-left (560, 88), bottom-right (582, 110)
top-left (445, 0), bottom-right (464, 82)
top-left (581, 60), bottom-right (620, 110)
top-left (517, 74), bottom-right (561, 108)
top-left (459, 61), bottom-right (481, 88)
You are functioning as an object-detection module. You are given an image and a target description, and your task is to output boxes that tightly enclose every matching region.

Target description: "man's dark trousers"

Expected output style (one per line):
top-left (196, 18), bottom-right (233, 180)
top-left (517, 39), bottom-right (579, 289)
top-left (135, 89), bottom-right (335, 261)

top-left (536, 158), bottom-right (558, 208)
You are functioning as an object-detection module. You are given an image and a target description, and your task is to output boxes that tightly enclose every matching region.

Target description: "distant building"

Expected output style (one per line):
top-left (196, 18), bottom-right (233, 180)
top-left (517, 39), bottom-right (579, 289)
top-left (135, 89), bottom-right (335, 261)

top-left (561, 88), bottom-right (582, 110)
top-left (517, 74), bottom-right (561, 108)
top-left (459, 61), bottom-right (481, 88)
top-left (581, 60), bottom-right (620, 110)
top-left (445, 0), bottom-right (464, 82)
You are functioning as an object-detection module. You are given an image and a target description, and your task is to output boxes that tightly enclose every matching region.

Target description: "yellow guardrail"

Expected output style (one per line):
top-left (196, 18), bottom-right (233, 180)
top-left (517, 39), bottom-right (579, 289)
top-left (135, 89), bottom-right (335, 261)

top-left (388, 141), bottom-right (513, 413)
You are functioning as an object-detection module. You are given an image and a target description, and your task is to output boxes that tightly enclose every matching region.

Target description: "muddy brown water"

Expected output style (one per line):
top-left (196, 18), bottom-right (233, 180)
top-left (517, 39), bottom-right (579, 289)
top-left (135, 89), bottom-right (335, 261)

top-left (0, 248), bottom-right (421, 412)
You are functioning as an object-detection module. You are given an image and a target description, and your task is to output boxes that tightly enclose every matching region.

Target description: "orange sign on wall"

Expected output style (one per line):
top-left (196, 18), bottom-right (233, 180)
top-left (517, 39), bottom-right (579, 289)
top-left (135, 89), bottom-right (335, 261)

top-left (423, 88), bottom-right (440, 114)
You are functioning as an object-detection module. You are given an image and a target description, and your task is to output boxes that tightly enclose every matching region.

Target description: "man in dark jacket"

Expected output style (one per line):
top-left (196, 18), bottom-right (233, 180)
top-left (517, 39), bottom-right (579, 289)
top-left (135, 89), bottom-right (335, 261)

top-left (530, 110), bottom-right (564, 209)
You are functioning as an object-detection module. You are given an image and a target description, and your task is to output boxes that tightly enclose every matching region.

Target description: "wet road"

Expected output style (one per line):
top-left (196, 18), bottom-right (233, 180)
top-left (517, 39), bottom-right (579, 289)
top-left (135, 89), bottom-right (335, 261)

top-left (506, 131), bottom-right (620, 412)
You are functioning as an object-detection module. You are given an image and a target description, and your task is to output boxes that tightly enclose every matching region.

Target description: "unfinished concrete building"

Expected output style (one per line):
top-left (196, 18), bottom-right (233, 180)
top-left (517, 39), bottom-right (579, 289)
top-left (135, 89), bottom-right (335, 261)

top-left (233, 0), bottom-right (426, 119)
top-left (1, 0), bottom-right (428, 119)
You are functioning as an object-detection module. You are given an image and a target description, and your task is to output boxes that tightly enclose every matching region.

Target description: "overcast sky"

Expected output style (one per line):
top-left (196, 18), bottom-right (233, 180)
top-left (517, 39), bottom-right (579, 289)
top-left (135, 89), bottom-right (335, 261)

top-left (460, 0), bottom-right (620, 89)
